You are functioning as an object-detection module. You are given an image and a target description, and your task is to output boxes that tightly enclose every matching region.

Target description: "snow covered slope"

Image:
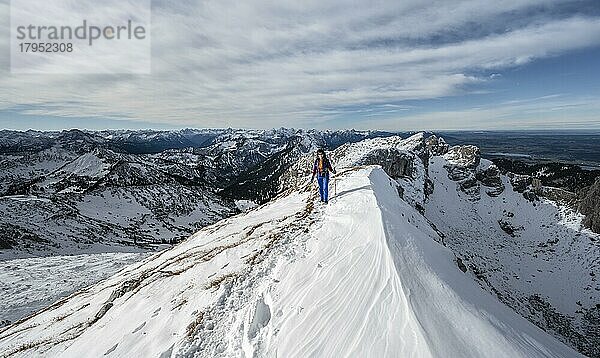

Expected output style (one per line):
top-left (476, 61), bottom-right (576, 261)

top-left (0, 164), bottom-right (581, 357)
top-left (0, 252), bottom-right (150, 328)
top-left (425, 151), bottom-right (599, 355)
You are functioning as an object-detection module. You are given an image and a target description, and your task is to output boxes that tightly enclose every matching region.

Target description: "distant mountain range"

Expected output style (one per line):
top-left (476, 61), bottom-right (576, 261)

top-left (0, 128), bottom-right (398, 258)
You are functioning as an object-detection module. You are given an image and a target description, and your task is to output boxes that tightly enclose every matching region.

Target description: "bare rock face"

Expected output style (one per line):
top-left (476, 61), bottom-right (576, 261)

top-left (579, 177), bottom-right (600, 233)
top-left (476, 164), bottom-right (505, 197)
top-left (442, 145), bottom-right (482, 200)
top-left (354, 148), bottom-right (413, 179)
top-left (506, 172), bottom-right (540, 202)
top-left (441, 146), bottom-right (505, 199)
top-left (508, 173), bottom-right (531, 193)
top-left (443, 145), bottom-right (480, 168)
top-left (425, 135), bottom-right (449, 156)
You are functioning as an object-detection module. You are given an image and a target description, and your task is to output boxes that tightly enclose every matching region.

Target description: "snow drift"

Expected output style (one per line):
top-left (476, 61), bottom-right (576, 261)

top-left (0, 136), bottom-right (584, 357)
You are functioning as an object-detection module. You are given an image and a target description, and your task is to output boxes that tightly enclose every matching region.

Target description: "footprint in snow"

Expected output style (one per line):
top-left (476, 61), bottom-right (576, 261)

top-left (151, 307), bottom-right (161, 318)
top-left (104, 343), bottom-right (118, 355)
top-left (132, 321), bottom-right (146, 334)
top-left (247, 296), bottom-right (271, 339)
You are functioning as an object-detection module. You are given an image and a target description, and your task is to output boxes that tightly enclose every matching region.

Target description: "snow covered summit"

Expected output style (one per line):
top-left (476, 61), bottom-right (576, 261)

top-left (0, 135), bottom-right (588, 357)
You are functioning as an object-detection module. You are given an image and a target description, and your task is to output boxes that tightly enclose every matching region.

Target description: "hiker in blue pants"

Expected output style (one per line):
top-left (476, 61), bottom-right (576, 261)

top-left (311, 148), bottom-right (336, 203)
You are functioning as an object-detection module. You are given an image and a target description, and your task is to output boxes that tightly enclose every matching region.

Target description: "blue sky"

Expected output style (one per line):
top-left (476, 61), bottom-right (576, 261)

top-left (1, 0), bottom-right (600, 131)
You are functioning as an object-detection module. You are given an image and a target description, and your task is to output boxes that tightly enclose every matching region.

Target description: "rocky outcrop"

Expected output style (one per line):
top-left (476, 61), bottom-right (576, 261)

top-left (506, 173), bottom-right (541, 203)
top-left (442, 146), bottom-right (482, 199)
top-left (476, 164), bottom-right (505, 197)
top-left (441, 145), bottom-right (506, 199)
top-left (579, 177), bottom-right (600, 233)
top-left (425, 135), bottom-right (449, 156)
top-left (498, 219), bottom-right (522, 237)
top-left (444, 145), bottom-right (480, 168)
top-left (353, 148), bottom-right (413, 179)
top-left (508, 173), bottom-right (531, 193)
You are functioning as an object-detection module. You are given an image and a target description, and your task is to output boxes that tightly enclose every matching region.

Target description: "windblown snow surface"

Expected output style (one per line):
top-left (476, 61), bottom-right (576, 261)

top-left (0, 162), bottom-right (581, 357)
top-left (0, 253), bottom-right (151, 327)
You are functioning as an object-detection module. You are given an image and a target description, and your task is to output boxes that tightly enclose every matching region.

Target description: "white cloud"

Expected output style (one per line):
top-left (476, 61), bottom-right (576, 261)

top-left (364, 95), bottom-right (600, 130)
top-left (0, 0), bottom-right (599, 128)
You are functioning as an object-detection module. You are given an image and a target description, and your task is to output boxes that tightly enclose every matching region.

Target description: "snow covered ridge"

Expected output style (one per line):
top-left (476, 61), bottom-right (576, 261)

top-left (0, 128), bottom-right (400, 258)
top-left (0, 133), bottom-right (593, 357)
top-left (282, 133), bottom-right (599, 356)
top-left (0, 166), bottom-right (582, 358)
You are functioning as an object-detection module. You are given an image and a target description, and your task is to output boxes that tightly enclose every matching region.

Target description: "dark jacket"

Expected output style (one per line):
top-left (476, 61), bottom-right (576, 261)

top-left (312, 157), bottom-right (335, 178)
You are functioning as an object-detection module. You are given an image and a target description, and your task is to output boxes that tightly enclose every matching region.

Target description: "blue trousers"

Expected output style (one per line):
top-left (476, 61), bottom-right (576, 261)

top-left (317, 174), bottom-right (329, 202)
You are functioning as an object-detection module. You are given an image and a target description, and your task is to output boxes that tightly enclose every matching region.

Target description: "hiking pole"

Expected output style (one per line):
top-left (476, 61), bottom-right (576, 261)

top-left (334, 176), bottom-right (337, 197)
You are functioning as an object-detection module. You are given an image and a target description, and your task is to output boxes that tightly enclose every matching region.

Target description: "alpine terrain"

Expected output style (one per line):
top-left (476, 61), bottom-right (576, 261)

top-left (1, 133), bottom-right (597, 357)
top-left (0, 128), bottom-right (390, 259)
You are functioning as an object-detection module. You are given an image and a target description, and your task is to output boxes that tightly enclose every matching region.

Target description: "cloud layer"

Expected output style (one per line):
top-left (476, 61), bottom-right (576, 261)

top-left (1, 0), bottom-right (600, 129)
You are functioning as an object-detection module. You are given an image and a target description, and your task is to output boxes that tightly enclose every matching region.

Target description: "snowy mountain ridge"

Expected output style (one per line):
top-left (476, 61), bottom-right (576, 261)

top-left (0, 128), bottom-right (397, 258)
top-left (1, 133), bottom-right (596, 357)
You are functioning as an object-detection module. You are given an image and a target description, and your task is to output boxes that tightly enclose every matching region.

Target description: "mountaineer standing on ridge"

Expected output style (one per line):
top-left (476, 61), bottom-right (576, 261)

top-left (311, 148), bottom-right (336, 203)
